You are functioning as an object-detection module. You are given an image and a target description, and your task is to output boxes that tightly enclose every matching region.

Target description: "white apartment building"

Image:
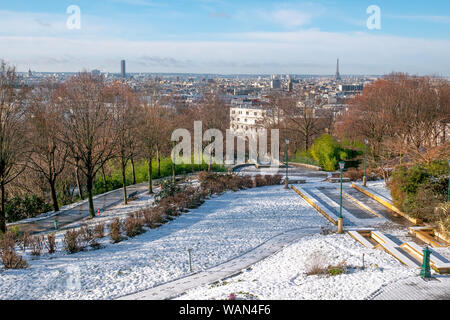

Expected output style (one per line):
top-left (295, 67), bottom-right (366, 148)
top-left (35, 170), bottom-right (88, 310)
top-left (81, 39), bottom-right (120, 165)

top-left (229, 104), bottom-right (267, 136)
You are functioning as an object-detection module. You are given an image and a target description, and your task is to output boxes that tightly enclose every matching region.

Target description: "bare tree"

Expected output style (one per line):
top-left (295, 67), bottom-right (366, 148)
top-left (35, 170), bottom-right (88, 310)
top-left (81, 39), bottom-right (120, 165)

top-left (107, 81), bottom-right (141, 204)
top-left (0, 62), bottom-right (30, 232)
top-left (56, 73), bottom-right (118, 218)
top-left (27, 81), bottom-right (69, 212)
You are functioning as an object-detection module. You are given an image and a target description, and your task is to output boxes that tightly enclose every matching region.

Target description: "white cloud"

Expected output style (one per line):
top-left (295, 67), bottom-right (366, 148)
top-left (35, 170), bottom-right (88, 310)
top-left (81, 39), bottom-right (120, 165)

top-left (259, 9), bottom-right (313, 28)
top-left (386, 14), bottom-right (450, 24)
top-left (2, 29), bottom-right (450, 76)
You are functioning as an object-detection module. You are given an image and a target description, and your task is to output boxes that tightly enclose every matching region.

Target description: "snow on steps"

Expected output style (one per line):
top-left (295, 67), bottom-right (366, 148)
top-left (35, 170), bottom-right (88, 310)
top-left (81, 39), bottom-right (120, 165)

top-left (370, 231), bottom-right (419, 268)
top-left (347, 229), bottom-right (420, 269)
top-left (348, 230), bottom-right (377, 249)
top-left (409, 226), bottom-right (449, 248)
top-left (401, 242), bottom-right (450, 274)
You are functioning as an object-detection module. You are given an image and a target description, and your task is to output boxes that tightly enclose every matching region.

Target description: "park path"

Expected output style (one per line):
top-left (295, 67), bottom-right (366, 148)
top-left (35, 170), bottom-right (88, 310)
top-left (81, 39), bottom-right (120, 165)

top-left (11, 182), bottom-right (150, 235)
top-left (117, 227), bottom-right (319, 300)
top-left (370, 276), bottom-right (450, 300)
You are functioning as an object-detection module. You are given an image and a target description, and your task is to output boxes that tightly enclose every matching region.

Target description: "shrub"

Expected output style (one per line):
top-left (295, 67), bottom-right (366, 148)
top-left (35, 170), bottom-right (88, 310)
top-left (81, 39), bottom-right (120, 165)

top-left (5, 195), bottom-right (52, 223)
top-left (254, 175), bottom-right (267, 187)
top-left (46, 233), bottom-right (56, 254)
top-left (29, 235), bottom-right (44, 256)
top-left (310, 134), bottom-right (340, 172)
top-left (265, 174), bottom-right (283, 186)
top-left (20, 231), bottom-right (31, 252)
top-left (390, 160), bottom-right (449, 235)
top-left (79, 225), bottom-right (96, 249)
top-left (93, 223), bottom-right (105, 239)
top-left (305, 252), bottom-right (329, 276)
top-left (241, 175), bottom-right (254, 189)
top-left (155, 178), bottom-right (180, 203)
top-left (63, 230), bottom-right (82, 254)
top-left (124, 213), bottom-right (144, 238)
top-left (109, 218), bottom-right (123, 243)
top-left (0, 231), bottom-right (27, 269)
top-left (309, 134), bottom-right (357, 172)
top-left (435, 203), bottom-right (450, 236)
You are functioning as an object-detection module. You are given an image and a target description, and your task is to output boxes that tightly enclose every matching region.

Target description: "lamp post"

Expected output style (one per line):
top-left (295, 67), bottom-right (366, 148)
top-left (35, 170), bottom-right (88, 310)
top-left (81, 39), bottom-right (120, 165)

top-left (338, 161), bottom-right (345, 234)
top-left (447, 160), bottom-right (450, 203)
top-left (285, 139), bottom-right (290, 189)
top-left (363, 138), bottom-right (368, 187)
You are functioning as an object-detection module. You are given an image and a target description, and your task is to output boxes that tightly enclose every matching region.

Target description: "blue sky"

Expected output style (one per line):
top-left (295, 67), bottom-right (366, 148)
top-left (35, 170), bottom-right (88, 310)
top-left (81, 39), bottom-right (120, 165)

top-left (0, 0), bottom-right (449, 74)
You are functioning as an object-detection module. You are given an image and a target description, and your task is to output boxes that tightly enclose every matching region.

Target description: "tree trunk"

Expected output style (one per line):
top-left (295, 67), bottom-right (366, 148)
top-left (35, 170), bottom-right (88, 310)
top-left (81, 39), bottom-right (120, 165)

top-left (157, 150), bottom-right (161, 177)
top-left (75, 165), bottom-right (83, 200)
top-left (0, 182), bottom-right (6, 233)
top-left (148, 158), bottom-right (153, 194)
top-left (86, 174), bottom-right (95, 218)
top-left (50, 179), bottom-right (59, 212)
top-left (122, 161), bottom-right (128, 205)
top-left (172, 160), bottom-right (176, 184)
top-left (101, 165), bottom-right (107, 191)
top-left (130, 157), bottom-right (136, 185)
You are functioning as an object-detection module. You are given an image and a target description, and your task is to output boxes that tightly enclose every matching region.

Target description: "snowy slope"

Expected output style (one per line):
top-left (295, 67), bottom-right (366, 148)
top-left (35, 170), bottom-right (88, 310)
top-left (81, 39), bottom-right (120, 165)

top-left (0, 186), bottom-right (332, 300)
top-left (177, 233), bottom-right (418, 300)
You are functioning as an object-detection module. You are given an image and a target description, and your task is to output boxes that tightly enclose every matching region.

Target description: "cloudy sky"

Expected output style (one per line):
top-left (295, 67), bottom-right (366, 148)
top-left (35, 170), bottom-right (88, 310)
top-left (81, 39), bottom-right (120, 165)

top-left (1, 0), bottom-right (449, 75)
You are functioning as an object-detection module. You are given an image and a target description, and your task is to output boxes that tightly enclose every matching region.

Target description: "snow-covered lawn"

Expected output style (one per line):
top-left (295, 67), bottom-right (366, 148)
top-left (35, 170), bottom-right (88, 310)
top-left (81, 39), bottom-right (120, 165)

top-left (178, 233), bottom-right (418, 300)
top-left (0, 185), bottom-right (332, 300)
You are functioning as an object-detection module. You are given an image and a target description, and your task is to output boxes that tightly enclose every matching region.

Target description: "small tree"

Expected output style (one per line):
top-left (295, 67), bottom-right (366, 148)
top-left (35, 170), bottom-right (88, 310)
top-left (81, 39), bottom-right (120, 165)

top-left (28, 81), bottom-right (69, 212)
top-left (57, 73), bottom-right (118, 218)
top-left (107, 81), bottom-right (141, 204)
top-left (0, 62), bottom-right (30, 232)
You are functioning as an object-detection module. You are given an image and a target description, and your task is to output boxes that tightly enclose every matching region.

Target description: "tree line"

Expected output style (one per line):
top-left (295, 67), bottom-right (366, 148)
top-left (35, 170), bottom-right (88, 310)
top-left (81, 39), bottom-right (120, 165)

top-left (0, 62), bottom-right (229, 232)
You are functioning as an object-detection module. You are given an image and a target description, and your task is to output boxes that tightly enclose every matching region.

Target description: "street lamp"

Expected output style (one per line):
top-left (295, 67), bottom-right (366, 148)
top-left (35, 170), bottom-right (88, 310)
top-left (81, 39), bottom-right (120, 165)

top-left (363, 138), bottom-right (369, 187)
top-left (285, 139), bottom-right (290, 189)
top-left (338, 161), bottom-right (345, 234)
top-left (447, 160), bottom-right (450, 203)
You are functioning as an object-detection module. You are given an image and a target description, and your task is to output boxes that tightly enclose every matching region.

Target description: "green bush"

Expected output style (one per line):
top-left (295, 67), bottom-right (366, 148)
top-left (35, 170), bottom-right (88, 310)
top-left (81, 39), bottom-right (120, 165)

top-left (93, 157), bottom-right (226, 195)
top-left (309, 135), bottom-right (343, 171)
top-left (390, 160), bottom-right (449, 229)
top-left (5, 195), bottom-right (52, 223)
top-left (291, 150), bottom-right (320, 166)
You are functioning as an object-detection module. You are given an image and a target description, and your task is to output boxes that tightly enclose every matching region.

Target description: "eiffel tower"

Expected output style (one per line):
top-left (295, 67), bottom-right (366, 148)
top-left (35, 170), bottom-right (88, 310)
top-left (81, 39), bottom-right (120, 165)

top-left (335, 58), bottom-right (342, 81)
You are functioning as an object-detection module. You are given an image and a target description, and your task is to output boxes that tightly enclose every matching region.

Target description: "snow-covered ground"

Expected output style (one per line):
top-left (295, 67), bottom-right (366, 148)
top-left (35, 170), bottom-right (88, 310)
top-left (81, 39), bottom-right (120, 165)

top-left (366, 181), bottom-right (392, 201)
top-left (177, 233), bottom-right (418, 300)
top-left (0, 185), bottom-right (333, 300)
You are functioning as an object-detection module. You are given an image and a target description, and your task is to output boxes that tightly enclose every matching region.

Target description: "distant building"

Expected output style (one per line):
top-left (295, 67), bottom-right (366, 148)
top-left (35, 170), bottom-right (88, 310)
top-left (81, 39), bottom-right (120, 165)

top-left (335, 59), bottom-right (341, 81)
top-left (230, 105), bottom-right (266, 136)
top-left (121, 60), bottom-right (126, 78)
top-left (287, 79), bottom-right (293, 92)
top-left (270, 75), bottom-right (281, 90)
top-left (338, 84), bottom-right (364, 94)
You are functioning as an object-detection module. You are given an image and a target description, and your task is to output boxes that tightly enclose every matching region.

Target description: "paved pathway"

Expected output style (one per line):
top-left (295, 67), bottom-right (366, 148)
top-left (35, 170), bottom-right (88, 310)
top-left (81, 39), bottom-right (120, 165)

top-left (12, 182), bottom-right (150, 235)
top-left (370, 276), bottom-right (450, 300)
top-left (117, 227), bottom-right (319, 300)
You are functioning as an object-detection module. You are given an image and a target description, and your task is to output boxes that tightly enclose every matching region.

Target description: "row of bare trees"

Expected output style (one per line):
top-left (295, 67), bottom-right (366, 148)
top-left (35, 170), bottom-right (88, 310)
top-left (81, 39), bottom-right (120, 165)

top-left (259, 92), bottom-right (333, 154)
top-left (0, 62), bottom-right (231, 232)
top-left (336, 73), bottom-right (450, 170)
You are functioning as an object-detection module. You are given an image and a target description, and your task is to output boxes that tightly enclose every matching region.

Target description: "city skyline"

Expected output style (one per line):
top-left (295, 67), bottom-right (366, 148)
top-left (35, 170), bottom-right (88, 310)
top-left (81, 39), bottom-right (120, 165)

top-left (1, 0), bottom-right (450, 75)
